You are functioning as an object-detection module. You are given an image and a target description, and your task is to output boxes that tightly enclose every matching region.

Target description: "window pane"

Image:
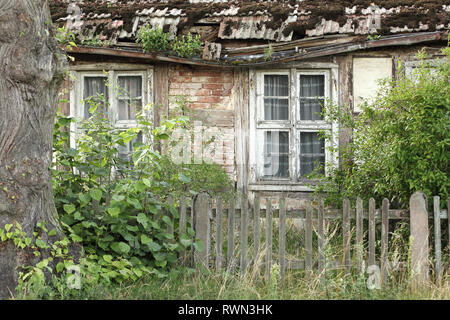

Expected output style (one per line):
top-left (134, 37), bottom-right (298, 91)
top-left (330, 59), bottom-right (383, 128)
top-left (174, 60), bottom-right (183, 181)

top-left (300, 98), bottom-right (324, 121)
top-left (264, 75), bottom-right (289, 96)
top-left (263, 131), bottom-right (289, 178)
top-left (118, 132), bottom-right (143, 162)
top-left (83, 77), bottom-right (108, 119)
top-left (264, 98), bottom-right (289, 120)
top-left (118, 76), bottom-right (143, 120)
top-left (118, 99), bottom-right (142, 121)
top-left (300, 132), bottom-right (325, 177)
top-left (300, 75), bottom-right (324, 97)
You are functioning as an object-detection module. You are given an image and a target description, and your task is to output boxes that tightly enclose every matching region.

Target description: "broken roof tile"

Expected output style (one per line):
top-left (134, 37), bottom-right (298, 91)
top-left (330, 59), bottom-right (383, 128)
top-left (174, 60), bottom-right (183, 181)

top-left (49, 0), bottom-right (449, 45)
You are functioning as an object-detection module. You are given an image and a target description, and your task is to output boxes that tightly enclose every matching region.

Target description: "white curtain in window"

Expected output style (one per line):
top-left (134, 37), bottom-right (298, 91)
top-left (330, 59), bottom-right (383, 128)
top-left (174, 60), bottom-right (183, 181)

top-left (264, 131), bottom-right (289, 178)
top-left (83, 76), bottom-right (108, 119)
top-left (264, 75), bottom-right (289, 120)
top-left (300, 75), bottom-right (324, 121)
top-left (300, 132), bottom-right (325, 177)
top-left (118, 76), bottom-right (143, 120)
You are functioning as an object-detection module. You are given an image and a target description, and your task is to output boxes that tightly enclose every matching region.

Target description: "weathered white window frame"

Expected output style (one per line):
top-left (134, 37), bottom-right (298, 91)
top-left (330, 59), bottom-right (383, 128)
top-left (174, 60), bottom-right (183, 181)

top-left (404, 59), bottom-right (442, 80)
top-left (69, 64), bottom-right (153, 149)
top-left (249, 63), bottom-right (339, 191)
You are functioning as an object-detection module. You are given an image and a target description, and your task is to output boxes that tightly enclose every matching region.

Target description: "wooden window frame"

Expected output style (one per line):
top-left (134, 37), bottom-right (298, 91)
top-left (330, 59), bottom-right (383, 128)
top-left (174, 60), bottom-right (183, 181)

top-left (249, 64), bottom-right (339, 191)
top-left (69, 65), bottom-right (153, 149)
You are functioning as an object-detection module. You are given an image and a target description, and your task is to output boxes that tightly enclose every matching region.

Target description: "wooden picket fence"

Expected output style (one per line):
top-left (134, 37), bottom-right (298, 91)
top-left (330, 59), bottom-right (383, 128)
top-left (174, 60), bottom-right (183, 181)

top-left (174, 191), bottom-right (449, 285)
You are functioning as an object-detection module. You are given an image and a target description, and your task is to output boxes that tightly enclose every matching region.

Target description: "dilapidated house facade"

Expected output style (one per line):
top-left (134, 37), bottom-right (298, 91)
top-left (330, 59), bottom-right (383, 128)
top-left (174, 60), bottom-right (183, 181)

top-left (50, 0), bottom-right (449, 199)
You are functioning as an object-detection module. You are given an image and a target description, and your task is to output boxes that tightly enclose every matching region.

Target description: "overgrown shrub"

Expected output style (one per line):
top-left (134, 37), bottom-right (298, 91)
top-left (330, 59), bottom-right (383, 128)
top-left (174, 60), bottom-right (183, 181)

top-left (135, 25), bottom-right (203, 58)
top-left (136, 25), bottom-right (170, 52)
top-left (170, 33), bottom-right (203, 58)
top-left (313, 48), bottom-right (450, 208)
top-left (19, 88), bottom-right (234, 297)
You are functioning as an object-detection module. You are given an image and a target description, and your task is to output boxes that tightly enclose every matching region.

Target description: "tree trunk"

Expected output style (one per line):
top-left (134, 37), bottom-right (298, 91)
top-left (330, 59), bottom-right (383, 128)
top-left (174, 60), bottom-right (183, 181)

top-left (0, 0), bottom-right (67, 299)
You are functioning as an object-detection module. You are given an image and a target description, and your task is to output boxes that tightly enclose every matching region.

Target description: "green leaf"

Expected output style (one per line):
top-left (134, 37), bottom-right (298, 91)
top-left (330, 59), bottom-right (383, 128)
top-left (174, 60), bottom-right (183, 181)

top-left (110, 242), bottom-right (131, 255)
top-left (155, 260), bottom-right (167, 268)
top-left (127, 197), bottom-right (142, 210)
top-left (103, 255), bottom-right (113, 263)
top-left (63, 204), bottom-right (76, 214)
top-left (193, 240), bottom-right (204, 252)
top-left (107, 207), bottom-right (120, 218)
top-left (140, 234), bottom-right (152, 245)
top-left (35, 239), bottom-right (48, 249)
top-left (180, 235), bottom-right (192, 248)
top-left (73, 211), bottom-right (84, 221)
top-left (162, 215), bottom-right (172, 226)
top-left (178, 173), bottom-right (191, 183)
top-left (56, 262), bottom-right (64, 273)
top-left (148, 242), bottom-right (161, 252)
top-left (48, 229), bottom-right (57, 237)
top-left (90, 189), bottom-right (102, 202)
top-left (136, 213), bottom-right (148, 228)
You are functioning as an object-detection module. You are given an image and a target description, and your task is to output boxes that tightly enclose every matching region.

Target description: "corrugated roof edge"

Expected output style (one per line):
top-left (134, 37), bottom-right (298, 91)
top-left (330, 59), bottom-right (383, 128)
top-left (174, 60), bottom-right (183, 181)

top-left (66, 31), bottom-right (448, 67)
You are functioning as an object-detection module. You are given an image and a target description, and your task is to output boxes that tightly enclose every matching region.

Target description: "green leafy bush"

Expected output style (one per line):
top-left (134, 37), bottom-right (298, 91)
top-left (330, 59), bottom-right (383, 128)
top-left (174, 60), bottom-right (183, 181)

top-left (170, 33), bottom-right (203, 58)
top-left (48, 88), bottom-right (234, 296)
top-left (313, 49), bottom-right (450, 207)
top-left (136, 25), bottom-right (170, 52)
top-left (135, 25), bottom-right (203, 58)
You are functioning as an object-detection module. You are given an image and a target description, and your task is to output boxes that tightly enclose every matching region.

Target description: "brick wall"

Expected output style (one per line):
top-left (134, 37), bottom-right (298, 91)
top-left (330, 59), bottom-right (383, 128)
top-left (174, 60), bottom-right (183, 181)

top-left (168, 65), bottom-right (235, 178)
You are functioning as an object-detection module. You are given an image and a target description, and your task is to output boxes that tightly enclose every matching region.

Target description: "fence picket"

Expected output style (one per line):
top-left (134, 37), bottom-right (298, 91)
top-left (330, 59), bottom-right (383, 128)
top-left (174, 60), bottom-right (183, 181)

top-left (368, 198), bottom-right (376, 267)
top-left (381, 198), bottom-right (389, 283)
top-left (179, 195), bottom-right (187, 236)
top-left (265, 199), bottom-right (273, 281)
top-left (305, 200), bottom-right (313, 277)
top-left (279, 198), bottom-right (286, 280)
top-left (254, 194), bottom-right (261, 268)
top-left (343, 198), bottom-right (351, 272)
top-left (410, 191), bottom-right (429, 288)
top-left (194, 193), bottom-right (210, 269)
top-left (318, 197), bottom-right (324, 275)
top-left (434, 196), bottom-right (441, 282)
top-left (167, 195), bottom-right (174, 237)
top-left (240, 193), bottom-right (249, 273)
top-left (216, 196), bottom-right (223, 270)
top-left (356, 197), bottom-right (364, 272)
top-left (179, 195), bottom-right (187, 266)
top-left (448, 199), bottom-right (450, 254)
top-left (227, 196), bottom-right (235, 271)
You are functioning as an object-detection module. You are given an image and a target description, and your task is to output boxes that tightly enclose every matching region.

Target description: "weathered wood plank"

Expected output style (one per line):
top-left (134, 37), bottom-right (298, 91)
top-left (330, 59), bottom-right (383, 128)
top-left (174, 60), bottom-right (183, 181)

top-left (368, 198), bottom-right (376, 267)
top-left (179, 195), bottom-right (188, 266)
top-left (265, 199), bottom-right (273, 282)
top-left (381, 198), bottom-right (389, 283)
top-left (227, 196), bottom-right (235, 271)
top-left (305, 200), bottom-right (313, 277)
top-left (240, 193), bottom-right (249, 273)
top-left (448, 199), bottom-right (450, 253)
top-left (434, 196), bottom-right (441, 282)
top-left (343, 198), bottom-right (351, 272)
top-left (410, 191), bottom-right (429, 288)
top-left (167, 195), bottom-right (175, 237)
top-left (279, 198), bottom-right (286, 280)
top-left (356, 197), bottom-right (364, 272)
top-left (318, 197), bottom-right (325, 275)
top-left (216, 196), bottom-right (223, 270)
top-left (179, 195), bottom-right (187, 236)
top-left (194, 193), bottom-right (210, 269)
top-left (253, 193), bottom-right (261, 268)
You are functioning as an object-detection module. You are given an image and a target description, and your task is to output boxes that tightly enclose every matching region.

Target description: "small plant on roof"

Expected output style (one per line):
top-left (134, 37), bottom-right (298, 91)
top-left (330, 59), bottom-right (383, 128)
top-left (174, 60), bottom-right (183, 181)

top-left (170, 33), bottom-right (203, 58)
top-left (136, 25), bottom-right (170, 52)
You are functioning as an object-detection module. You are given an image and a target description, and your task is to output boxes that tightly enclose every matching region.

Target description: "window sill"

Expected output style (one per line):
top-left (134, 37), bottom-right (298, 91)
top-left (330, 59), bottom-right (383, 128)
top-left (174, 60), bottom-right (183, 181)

top-left (248, 181), bottom-right (318, 192)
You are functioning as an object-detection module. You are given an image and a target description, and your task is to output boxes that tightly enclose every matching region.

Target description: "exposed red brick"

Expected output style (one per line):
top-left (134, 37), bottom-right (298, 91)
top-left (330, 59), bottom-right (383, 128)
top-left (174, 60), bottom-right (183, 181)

top-left (197, 96), bottom-right (222, 104)
top-left (202, 83), bottom-right (223, 90)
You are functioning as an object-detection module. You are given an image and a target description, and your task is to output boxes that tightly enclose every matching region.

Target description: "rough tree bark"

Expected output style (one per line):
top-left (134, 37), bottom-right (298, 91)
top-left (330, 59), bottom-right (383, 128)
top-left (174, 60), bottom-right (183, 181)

top-left (0, 0), bottom-right (67, 298)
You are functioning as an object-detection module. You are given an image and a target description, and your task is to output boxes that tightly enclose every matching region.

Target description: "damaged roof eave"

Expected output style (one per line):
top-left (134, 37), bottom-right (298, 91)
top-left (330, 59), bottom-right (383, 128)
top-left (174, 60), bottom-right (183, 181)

top-left (65, 31), bottom-right (448, 68)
